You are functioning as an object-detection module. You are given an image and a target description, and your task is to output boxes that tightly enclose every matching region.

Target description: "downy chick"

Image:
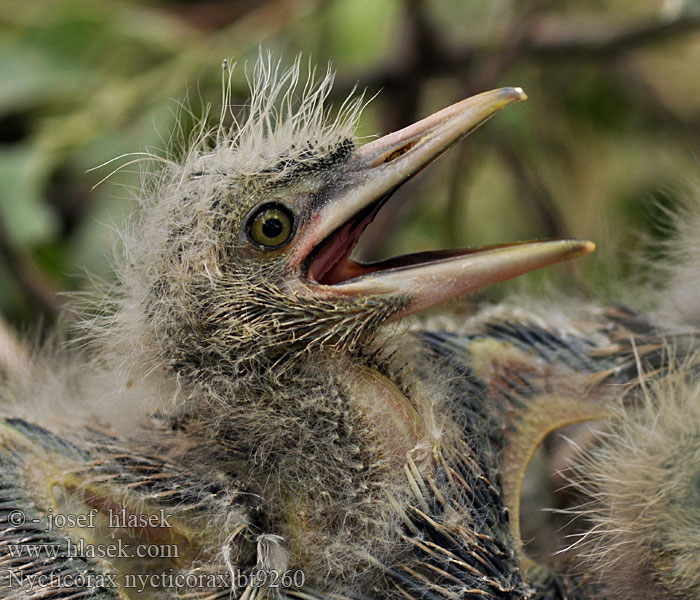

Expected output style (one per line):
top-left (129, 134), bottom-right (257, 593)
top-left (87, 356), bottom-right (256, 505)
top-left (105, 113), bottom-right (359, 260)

top-left (560, 197), bottom-right (700, 600)
top-left (0, 55), bottom-right (594, 599)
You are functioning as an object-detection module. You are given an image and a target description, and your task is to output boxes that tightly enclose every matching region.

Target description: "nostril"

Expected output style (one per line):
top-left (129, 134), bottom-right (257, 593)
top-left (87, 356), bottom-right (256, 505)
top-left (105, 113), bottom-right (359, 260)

top-left (384, 141), bottom-right (416, 163)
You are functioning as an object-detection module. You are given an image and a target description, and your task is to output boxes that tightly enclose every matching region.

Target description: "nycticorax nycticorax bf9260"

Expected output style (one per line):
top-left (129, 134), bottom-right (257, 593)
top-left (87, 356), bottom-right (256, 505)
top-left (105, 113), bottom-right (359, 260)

top-left (0, 56), bottom-right (595, 599)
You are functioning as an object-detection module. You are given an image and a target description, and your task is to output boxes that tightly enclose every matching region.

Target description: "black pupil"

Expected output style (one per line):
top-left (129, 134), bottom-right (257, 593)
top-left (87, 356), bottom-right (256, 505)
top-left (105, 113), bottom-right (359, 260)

top-left (262, 217), bottom-right (283, 239)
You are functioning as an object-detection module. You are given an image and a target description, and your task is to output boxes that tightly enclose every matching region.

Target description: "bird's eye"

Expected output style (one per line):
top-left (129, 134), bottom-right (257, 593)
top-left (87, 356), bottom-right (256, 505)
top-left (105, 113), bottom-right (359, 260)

top-left (247, 204), bottom-right (295, 250)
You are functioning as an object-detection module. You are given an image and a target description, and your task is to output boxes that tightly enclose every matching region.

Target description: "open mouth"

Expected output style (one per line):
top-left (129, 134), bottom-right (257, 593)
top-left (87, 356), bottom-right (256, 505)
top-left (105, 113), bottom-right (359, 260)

top-left (297, 87), bottom-right (595, 315)
top-left (307, 195), bottom-right (390, 285)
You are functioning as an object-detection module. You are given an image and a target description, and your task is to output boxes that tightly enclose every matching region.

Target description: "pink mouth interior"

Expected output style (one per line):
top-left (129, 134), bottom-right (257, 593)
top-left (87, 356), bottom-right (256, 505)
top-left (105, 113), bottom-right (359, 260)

top-left (306, 197), bottom-right (484, 286)
top-left (307, 200), bottom-right (385, 285)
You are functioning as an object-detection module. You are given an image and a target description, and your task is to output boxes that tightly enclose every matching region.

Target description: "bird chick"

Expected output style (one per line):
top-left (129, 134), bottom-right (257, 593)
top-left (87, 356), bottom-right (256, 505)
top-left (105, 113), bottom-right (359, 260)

top-left (566, 364), bottom-right (700, 600)
top-left (417, 300), bottom-right (639, 593)
top-left (553, 197), bottom-right (700, 600)
top-left (0, 55), bottom-right (594, 599)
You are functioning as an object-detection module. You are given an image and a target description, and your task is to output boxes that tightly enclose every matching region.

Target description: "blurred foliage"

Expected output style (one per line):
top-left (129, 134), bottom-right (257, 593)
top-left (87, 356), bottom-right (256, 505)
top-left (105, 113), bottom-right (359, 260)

top-left (0, 0), bottom-right (699, 327)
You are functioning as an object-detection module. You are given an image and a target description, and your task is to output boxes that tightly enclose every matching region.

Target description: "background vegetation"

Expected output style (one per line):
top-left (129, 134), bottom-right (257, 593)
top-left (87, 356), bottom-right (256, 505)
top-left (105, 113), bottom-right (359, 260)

top-left (1, 0), bottom-right (699, 326)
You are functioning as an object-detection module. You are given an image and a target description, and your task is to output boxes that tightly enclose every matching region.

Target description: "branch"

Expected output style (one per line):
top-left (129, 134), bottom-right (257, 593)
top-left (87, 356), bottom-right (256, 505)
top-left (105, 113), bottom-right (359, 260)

top-left (445, 146), bottom-right (478, 247)
top-left (333, 14), bottom-right (700, 98)
top-left (525, 14), bottom-right (700, 60)
top-left (0, 211), bottom-right (62, 318)
top-left (497, 139), bottom-right (569, 240)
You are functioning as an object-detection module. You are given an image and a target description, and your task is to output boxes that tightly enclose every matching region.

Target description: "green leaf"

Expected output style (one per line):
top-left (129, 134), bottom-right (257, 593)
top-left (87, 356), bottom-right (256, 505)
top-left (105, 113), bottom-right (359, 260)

top-left (0, 144), bottom-right (59, 245)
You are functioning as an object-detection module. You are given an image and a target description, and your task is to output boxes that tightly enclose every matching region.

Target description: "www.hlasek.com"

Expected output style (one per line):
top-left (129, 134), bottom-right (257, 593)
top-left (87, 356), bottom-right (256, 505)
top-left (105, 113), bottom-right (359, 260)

top-left (5, 537), bottom-right (179, 559)
top-left (2, 569), bottom-right (306, 594)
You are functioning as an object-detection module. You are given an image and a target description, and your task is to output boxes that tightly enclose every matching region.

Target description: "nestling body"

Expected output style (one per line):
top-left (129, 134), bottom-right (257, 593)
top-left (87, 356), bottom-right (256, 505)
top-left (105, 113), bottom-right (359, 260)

top-left (0, 56), bottom-right (596, 599)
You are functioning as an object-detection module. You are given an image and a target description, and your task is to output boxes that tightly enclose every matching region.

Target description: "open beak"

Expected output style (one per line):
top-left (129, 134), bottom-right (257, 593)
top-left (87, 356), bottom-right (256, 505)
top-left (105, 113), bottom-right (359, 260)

top-left (294, 87), bottom-right (594, 317)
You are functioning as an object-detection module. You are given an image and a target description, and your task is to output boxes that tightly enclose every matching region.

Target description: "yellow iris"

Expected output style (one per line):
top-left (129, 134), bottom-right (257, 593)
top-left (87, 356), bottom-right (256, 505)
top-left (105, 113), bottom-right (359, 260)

top-left (248, 205), bottom-right (294, 249)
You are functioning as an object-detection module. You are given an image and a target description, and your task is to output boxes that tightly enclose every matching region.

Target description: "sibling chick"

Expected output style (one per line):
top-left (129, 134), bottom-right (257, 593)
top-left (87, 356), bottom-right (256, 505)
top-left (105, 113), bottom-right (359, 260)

top-left (560, 200), bottom-right (700, 600)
